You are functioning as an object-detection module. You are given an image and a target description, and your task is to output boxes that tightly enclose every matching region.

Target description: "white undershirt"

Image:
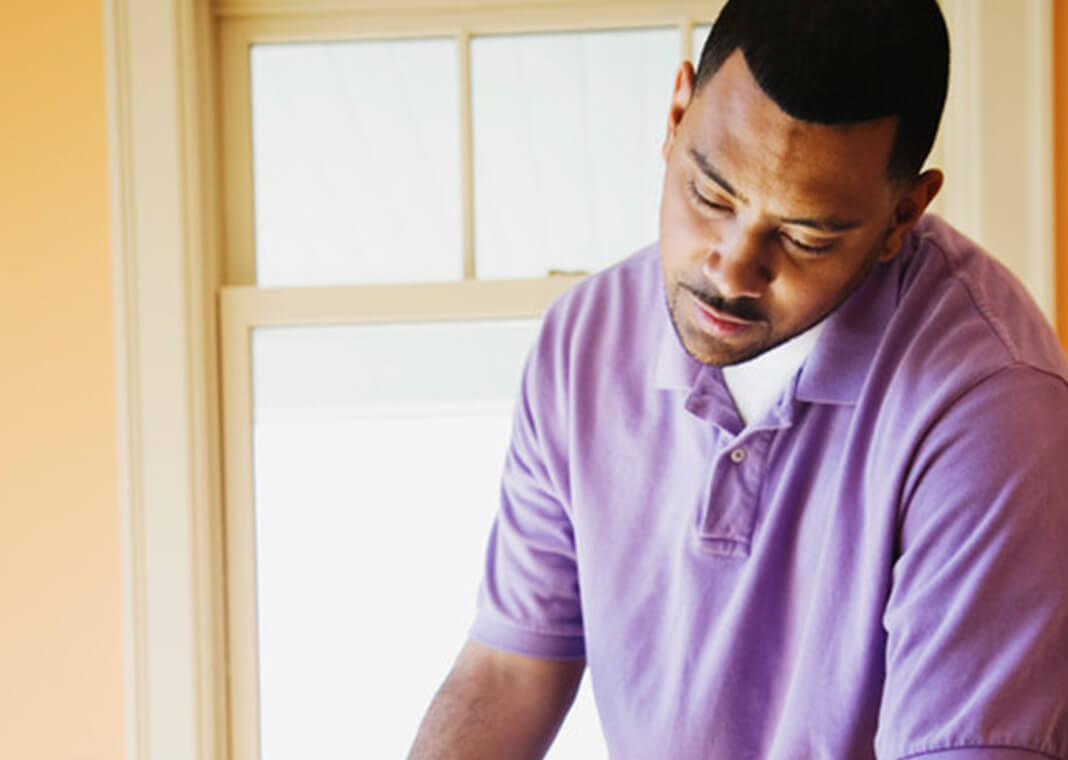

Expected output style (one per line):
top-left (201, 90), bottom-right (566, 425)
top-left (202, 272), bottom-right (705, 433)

top-left (722, 320), bottom-right (827, 426)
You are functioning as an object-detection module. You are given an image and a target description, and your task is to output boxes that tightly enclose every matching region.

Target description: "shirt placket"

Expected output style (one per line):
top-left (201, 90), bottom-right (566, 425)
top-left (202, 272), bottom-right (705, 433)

top-left (696, 430), bottom-right (773, 557)
top-left (682, 367), bottom-right (796, 557)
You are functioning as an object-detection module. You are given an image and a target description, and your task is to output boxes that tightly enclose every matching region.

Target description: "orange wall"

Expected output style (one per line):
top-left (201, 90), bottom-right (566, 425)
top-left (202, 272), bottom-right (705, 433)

top-left (1057, 0), bottom-right (1068, 353)
top-left (0, 0), bottom-right (124, 758)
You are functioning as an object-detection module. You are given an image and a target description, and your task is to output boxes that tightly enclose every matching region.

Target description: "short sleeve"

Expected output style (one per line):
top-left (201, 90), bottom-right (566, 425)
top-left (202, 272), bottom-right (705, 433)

top-left (876, 366), bottom-right (1068, 760)
top-left (469, 325), bottom-right (585, 660)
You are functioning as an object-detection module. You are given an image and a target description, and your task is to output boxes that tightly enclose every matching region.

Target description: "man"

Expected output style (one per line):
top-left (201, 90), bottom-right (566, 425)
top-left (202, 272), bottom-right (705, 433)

top-left (409, 1), bottom-right (1068, 758)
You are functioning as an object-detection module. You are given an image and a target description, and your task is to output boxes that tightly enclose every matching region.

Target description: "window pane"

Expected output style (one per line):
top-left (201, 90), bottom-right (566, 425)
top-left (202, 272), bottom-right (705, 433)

top-left (471, 28), bottom-right (680, 279)
top-left (252, 320), bottom-right (607, 759)
top-left (251, 40), bottom-right (463, 287)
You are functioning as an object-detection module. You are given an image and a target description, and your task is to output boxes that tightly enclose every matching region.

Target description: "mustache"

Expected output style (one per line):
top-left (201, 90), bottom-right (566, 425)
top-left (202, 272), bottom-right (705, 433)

top-left (682, 284), bottom-right (766, 323)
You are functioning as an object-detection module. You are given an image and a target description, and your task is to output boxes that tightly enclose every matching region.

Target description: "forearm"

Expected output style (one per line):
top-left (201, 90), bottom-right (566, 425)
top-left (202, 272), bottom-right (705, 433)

top-left (407, 641), bottom-right (584, 760)
top-left (407, 672), bottom-right (552, 760)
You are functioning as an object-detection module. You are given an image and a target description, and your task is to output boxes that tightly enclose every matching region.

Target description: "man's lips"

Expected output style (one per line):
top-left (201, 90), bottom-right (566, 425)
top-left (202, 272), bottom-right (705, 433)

top-left (687, 290), bottom-right (760, 333)
top-left (694, 298), bottom-right (753, 325)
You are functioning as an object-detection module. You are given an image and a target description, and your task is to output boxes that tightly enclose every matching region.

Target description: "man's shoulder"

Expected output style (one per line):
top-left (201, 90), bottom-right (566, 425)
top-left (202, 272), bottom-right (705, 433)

top-left (857, 216), bottom-right (1068, 464)
top-left (888, 215), bottom-right (1068, 391)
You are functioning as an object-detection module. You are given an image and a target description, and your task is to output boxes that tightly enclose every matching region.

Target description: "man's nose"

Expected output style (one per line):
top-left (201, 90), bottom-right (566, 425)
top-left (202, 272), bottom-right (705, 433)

top-left (701, 225), bottom-right (773, 300)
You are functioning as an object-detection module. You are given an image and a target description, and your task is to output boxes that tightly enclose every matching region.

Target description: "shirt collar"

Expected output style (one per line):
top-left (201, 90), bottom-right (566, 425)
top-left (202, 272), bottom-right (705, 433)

top-left (795, 253), bottom-right (902, 405)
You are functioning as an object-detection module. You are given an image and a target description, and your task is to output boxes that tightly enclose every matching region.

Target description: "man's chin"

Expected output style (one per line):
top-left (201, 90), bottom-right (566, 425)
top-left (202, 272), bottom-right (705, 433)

top-left (680, 329), bottom-right (768, 367)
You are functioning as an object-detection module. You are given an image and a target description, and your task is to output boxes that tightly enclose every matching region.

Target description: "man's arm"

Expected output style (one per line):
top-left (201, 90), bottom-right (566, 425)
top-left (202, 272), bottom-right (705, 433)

top-left (407, 639), bottom-right (586, 760)
top-left (876, 366), bottom-right (1068, 758)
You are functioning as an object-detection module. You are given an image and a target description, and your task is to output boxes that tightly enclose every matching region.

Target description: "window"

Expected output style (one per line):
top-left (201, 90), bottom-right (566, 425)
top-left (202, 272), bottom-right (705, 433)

top-left (217, 4), bottom-right (725, 757)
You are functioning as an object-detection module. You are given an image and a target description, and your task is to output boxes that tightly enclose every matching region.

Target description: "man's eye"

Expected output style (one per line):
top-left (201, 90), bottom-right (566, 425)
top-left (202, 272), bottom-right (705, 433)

top-left (784, 234), bottom-right (835, 254)
top-left (687, 182), bottom-right (731, 212)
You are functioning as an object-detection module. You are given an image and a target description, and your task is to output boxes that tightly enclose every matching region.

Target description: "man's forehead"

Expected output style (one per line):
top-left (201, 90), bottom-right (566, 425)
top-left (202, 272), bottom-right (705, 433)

top-left (681, 55), bottom-right (898, 214)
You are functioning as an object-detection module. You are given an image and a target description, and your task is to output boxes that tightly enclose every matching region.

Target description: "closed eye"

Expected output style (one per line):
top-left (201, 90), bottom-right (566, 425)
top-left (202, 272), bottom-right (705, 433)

top-left (687, 181), bottom-right (732, 212)
top-left (783, 234), bottom-right (836, 254)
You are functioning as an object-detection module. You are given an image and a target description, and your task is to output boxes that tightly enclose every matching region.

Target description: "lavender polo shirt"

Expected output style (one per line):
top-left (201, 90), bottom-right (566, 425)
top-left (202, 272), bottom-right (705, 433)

top-left (470, 215), bottom-right (1068, 760)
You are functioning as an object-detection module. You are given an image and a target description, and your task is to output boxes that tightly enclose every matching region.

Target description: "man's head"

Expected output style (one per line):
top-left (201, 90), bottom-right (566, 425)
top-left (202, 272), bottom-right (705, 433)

top-left (659, 0), bottom-right (949, 367)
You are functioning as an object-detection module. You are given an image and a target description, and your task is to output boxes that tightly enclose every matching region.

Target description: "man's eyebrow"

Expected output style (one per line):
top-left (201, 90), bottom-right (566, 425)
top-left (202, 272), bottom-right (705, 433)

top-left (688, 148), bottom-right (862, 234)
top-left (779, 215), bottom-right (862, 233)
top-left (688, 148), bottom-right (749, 204)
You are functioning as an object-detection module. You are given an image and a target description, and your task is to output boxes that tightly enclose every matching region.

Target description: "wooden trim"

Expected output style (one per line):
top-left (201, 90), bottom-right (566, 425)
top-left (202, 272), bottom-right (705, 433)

top-left (459, 29), bottom-right (476, 279)
top-left (219, 297), bottom-right (258, 760)
top-left (1056, 0), bottom-right (1068, 352)
top-left (218, 5), bottom-right (715, 40)
top-left (218, 275), bottom-right (580, 759)
top-left (213, 0), bottom-right (723, 20)
top-left (184, 1), bottom-right (232, 756)
top-left (219, 20), bottom-right (257, 285)
top-left (104, 2), bottom-right (149, 755)
top-left (223, 276), bottom-right (582, 325)
top-left (105, 0), bottom-right (229, 757)
top-left (681, 17), bottom-right (693, 63)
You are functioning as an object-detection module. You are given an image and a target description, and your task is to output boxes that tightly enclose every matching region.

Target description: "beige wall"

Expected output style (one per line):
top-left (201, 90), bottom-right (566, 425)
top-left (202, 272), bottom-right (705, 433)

top-left (0, 0), bottom-right (124, 758)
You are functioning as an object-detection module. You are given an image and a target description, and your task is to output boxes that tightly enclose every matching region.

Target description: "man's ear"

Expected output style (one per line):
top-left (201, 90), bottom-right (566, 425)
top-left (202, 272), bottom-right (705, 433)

top-left (880, 168), bottom-right (944, 261)
top-left (662, 61), bottom-right (696, 161)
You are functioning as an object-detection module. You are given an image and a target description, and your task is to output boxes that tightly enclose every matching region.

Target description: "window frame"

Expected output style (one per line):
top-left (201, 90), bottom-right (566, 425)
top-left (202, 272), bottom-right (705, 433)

top-left (106, 1), bottom-right (1055, 758)
top-left (220, 278), bottom-right (580, 758)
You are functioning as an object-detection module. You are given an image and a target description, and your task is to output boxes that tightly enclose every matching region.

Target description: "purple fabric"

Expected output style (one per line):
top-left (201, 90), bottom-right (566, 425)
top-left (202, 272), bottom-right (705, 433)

top-left (470, 215), bottom-right (1068, 760)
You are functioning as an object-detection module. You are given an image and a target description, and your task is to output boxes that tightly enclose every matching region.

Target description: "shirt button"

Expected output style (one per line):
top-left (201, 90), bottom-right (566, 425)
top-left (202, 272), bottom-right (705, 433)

top-left (730, 448), bottom-right (747, 464)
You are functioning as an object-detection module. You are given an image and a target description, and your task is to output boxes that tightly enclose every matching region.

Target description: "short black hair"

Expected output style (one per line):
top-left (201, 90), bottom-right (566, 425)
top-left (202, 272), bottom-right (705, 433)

top-left (694, 0), bottom-right (950, 182)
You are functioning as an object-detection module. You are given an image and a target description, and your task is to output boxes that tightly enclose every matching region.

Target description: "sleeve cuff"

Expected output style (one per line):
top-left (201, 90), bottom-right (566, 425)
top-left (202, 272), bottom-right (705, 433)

top-left (897, 746), bottom-right (1061, 760)
top-left (469, 615), bottom-right (586, 660)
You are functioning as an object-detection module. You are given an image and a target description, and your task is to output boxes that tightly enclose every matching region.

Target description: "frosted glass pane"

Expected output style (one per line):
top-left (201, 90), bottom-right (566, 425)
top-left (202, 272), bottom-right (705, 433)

top-left (472, 29), bottom-right (680, 279)
top-left (252, 320), bottom-right (607, 759)
top-left (693, 25), bottom-right (712, 63)
top-left (251, 40), bottom-right (463, 287)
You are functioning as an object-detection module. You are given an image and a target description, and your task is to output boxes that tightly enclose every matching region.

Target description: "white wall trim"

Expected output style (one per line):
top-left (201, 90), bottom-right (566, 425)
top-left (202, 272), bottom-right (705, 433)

top-left (937, 0), bottom-right (984, 233)
top-left (105, 0), bottom-right (228, 758)
top-left (105, 2), bottom-right (148, 754)
top-left (1024, 0), bottom-right (1056, 314)
top-left (937, 0), bottom-right (1055, 320)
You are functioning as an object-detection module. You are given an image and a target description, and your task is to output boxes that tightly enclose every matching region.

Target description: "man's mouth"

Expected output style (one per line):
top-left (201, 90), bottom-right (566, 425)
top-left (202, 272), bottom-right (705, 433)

top-left (687, 291), bottom-right (760, 336)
